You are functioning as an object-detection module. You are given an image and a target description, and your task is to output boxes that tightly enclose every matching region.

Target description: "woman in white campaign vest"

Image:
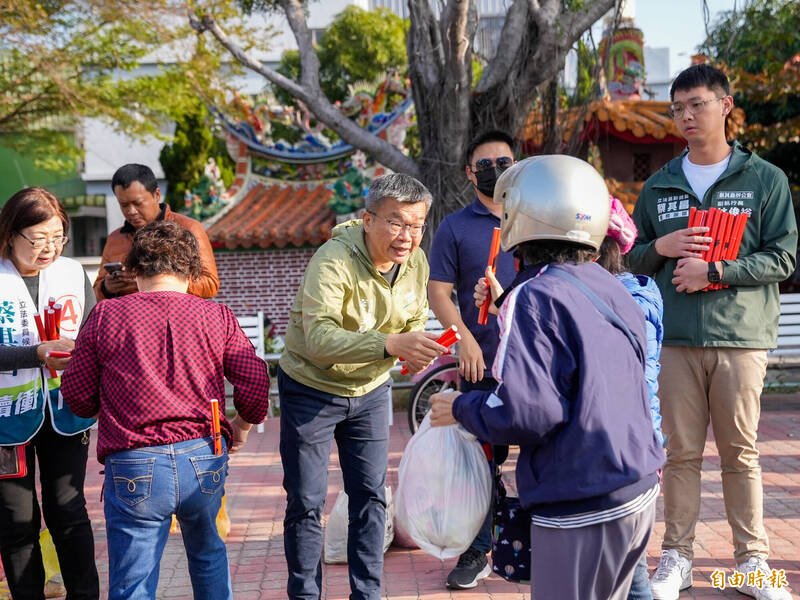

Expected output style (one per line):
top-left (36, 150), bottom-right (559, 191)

top-left (0, 187), bottom-right (99, 599)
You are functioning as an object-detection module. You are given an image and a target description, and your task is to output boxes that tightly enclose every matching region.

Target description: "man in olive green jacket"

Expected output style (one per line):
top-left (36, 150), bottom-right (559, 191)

top-left (629, 65), bottom-right (796, 600)
top-left (278, 173), bottom-right (447, 600)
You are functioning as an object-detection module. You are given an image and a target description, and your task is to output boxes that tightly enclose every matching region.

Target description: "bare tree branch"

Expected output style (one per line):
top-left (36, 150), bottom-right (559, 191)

top-left (190, 10), bottom-right (419, 177)
top-left (407, 0), bottom-right (444, 90)
top-left (441, 0), bottom-right (472, 97)
top-left (0, 84), bottom-right (62, 128)
top-left (475, 0), bottom-right (530, 92)
top-left (436, 0), bottom-right (474, 159)
top-left (563, 0), bottom-right (617, 49)
top-left (190, 12), bottom-right (307, 98)
top-left (280, 0), bottom-right (320, 91)
top-left (522, 0), bottom-right (615, 89)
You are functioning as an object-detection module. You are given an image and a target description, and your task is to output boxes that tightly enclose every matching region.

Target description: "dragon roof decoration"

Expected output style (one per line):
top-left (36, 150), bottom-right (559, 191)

top-left (213, 72), bottom-right (414, 164)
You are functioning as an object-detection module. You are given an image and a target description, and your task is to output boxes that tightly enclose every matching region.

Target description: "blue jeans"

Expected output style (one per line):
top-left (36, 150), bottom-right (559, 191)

top-left (460, 376), bottom-right (499, 555)
top-left (278, 368), bottom-right (390, 600)
top-left (103, 437), bottom-right (231, 600)
top-left (627, 553), bottom-right (653, 600)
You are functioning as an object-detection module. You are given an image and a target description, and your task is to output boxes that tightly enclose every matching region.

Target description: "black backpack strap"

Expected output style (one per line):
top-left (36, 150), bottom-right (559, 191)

top-left (548, 267), bottom-right (645, 366)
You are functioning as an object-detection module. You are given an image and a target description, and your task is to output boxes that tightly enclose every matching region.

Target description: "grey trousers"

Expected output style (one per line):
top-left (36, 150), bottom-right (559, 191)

top-left (530, 499), bottom-right (656, 600)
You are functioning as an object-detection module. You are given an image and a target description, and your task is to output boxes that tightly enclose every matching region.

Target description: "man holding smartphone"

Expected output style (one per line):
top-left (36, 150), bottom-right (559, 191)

top-left (99, 260), bottom-right (138, 299)
top-left (94, 164), bottom-right (219, 300)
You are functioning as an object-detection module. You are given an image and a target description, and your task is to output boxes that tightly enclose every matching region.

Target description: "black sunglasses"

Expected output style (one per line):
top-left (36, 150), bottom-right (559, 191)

top-left (472, 156), bottom-right (514, 172)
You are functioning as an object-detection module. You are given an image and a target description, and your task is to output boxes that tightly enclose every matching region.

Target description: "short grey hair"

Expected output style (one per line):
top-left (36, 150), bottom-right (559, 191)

top-left (364, 173), bottom-right (433, 212)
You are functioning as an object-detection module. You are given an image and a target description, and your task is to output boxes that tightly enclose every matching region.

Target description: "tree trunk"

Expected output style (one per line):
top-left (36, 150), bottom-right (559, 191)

top-left (407, 0), bottom-right (617, 235)
top-left (406, 0), bottom-right (477, 237)
top-left (541, 78), bottom-right (564, 155)
top-left (193, 0), bottom-right (618, 240)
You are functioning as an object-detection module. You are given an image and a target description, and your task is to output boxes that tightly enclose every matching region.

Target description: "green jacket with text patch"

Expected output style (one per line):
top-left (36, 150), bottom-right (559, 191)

top-left (628, 142), bottom-right (797, 348)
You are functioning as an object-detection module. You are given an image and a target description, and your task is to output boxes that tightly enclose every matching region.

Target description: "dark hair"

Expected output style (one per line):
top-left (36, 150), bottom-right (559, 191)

top-left (111, 164), bottom-right (159, 194)
top-left (596, 236), bottom-right (626, 274)
top-left (124, 221), bottom-right (203, 280)
top-left (515, 240), bottom-right (596, 267)
top-left (0, 187), bottom-right (70, 260)
top-left (465, 130), bottom-right (515, 166)
top-left (670, 64), bottom-right (731, 100)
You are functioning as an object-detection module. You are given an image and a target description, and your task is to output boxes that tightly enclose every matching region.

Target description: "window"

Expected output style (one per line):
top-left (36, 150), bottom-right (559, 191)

top-left (474, 15), bottom-right (505, 58)
top-left (633, 153), bottom-right (652, 181)
top-left (309, 28), bottom-right (325, 46)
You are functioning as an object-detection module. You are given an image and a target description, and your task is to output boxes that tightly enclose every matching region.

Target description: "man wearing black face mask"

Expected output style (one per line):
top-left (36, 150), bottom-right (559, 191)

top-left (428, 130), bottom-right (517, 589)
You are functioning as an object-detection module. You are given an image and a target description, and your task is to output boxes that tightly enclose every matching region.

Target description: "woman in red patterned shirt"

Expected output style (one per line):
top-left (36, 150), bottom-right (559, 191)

top-left (61, 220), bottom-right (270, 600)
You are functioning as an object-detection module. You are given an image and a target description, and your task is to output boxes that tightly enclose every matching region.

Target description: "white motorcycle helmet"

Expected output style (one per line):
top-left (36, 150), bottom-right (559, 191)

top-left (494, 155), bottom-right (611, 252)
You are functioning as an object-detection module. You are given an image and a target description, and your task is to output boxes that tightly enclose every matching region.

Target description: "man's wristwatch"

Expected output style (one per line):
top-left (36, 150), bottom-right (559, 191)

top-left (708, 261), bottom-right (721, 284)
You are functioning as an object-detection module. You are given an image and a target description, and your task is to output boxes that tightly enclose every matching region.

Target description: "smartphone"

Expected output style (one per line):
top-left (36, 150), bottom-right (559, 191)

top-left (103, 262), bottom-right (123, 274)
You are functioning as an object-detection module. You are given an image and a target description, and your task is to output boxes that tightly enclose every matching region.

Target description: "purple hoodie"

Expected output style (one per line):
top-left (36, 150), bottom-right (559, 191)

top-left (452, 261), bottom-right (664, 518)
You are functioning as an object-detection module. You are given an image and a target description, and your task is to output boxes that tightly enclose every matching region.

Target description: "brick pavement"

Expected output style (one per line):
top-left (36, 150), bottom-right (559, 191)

top-left (3, 402), bottom-right (799, 599)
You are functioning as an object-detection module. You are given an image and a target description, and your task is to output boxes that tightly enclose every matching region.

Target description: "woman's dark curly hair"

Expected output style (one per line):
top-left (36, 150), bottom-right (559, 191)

top-left (125, 220), bottom-right (203, 280)
top-left (515, 240), bottom-right (596, 268)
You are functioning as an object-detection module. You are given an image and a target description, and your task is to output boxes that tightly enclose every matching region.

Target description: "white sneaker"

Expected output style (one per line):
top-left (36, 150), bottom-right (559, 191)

top-left (650, 549), bottom-right (692, 600)
top-left (736, 556), bottom-right (792, 600)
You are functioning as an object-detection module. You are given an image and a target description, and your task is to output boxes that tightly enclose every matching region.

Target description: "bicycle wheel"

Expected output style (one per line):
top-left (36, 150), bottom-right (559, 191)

top-left (407, 363), bottom-right (460, 434)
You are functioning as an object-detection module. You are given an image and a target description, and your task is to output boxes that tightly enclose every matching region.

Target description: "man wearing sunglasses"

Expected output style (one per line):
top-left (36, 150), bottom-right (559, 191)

top-left (629, 64), bottom-right (796, 600)
top-left (427, 130), bottom-right (517, 589)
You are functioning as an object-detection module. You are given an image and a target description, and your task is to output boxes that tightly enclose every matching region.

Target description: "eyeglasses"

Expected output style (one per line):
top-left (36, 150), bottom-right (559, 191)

top-left (367, 211), bottom-right (427, 238)
top-left (16, 232), bottom-right (69, 250)
top-left (668, 97), bottom-right (726, 119)
top-left (472, 156), bottom-right (514, 173)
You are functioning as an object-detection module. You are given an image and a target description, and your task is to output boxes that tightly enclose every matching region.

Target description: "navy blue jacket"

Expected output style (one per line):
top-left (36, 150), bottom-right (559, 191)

top-left (453, 261), bottom-right (664, 518)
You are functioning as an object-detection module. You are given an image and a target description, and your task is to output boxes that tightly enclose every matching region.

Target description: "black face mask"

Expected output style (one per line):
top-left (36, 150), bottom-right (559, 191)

top-left (473, 166), bottom-right (507, 198)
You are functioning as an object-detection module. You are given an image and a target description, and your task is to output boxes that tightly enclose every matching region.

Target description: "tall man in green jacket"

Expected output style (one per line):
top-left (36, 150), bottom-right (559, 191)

top-left (278, 173), bottom-right (447, 600)
top-left (628, 64), bottom-right (796, 600)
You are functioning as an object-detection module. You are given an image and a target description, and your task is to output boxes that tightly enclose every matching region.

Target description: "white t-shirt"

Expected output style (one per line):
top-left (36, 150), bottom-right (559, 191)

top-left (682, 152), bottom-right (731, 202)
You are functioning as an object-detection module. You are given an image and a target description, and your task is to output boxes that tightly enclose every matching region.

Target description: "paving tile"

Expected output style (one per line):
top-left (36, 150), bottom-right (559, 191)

top-left (3, 407), bottom-right (798, 599)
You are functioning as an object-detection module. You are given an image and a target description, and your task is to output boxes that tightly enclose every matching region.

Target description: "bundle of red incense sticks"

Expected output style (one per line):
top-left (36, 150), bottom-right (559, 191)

top-left (33, 297), bottom-right (62, 377)
top-left (210, 399), bottom-right (222, 455)
top-left (688, 206), bottom-right (749, 291)
top-left (399, 325), bottom-right (461, 376)
top-left (478, 227), bottom-right (503, 325)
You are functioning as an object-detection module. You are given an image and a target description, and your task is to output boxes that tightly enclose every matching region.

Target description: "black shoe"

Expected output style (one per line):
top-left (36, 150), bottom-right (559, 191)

top-left (446, 547), bottom-right (491, 589)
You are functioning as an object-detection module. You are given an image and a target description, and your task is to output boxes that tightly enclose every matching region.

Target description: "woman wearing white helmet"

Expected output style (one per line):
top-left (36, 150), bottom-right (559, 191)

top-left (430, 155), bottom-right (664, 600)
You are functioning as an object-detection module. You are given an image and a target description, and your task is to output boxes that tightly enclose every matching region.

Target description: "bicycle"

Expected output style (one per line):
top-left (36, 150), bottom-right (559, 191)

top-left (406, 357), bottom-right (460, 433)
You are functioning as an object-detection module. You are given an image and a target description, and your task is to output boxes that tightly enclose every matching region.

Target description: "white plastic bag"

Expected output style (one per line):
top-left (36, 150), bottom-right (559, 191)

top-left (323, 486), bottom-right (395, 564)
top-left (394, 412), bottom-right (492, 559)
top-left (392, 511), bottom-right (418, 549)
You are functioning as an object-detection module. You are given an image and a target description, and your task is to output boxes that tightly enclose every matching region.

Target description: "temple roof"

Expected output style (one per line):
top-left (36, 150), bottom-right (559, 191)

top-left (521, 98), bottom-right (745, 147)
top-left (207, 182), bottom-right (336, 250)
top-left (521, 99), bottom-right (684, 146)
top-left (207, 176), bottom-right (639, 251)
